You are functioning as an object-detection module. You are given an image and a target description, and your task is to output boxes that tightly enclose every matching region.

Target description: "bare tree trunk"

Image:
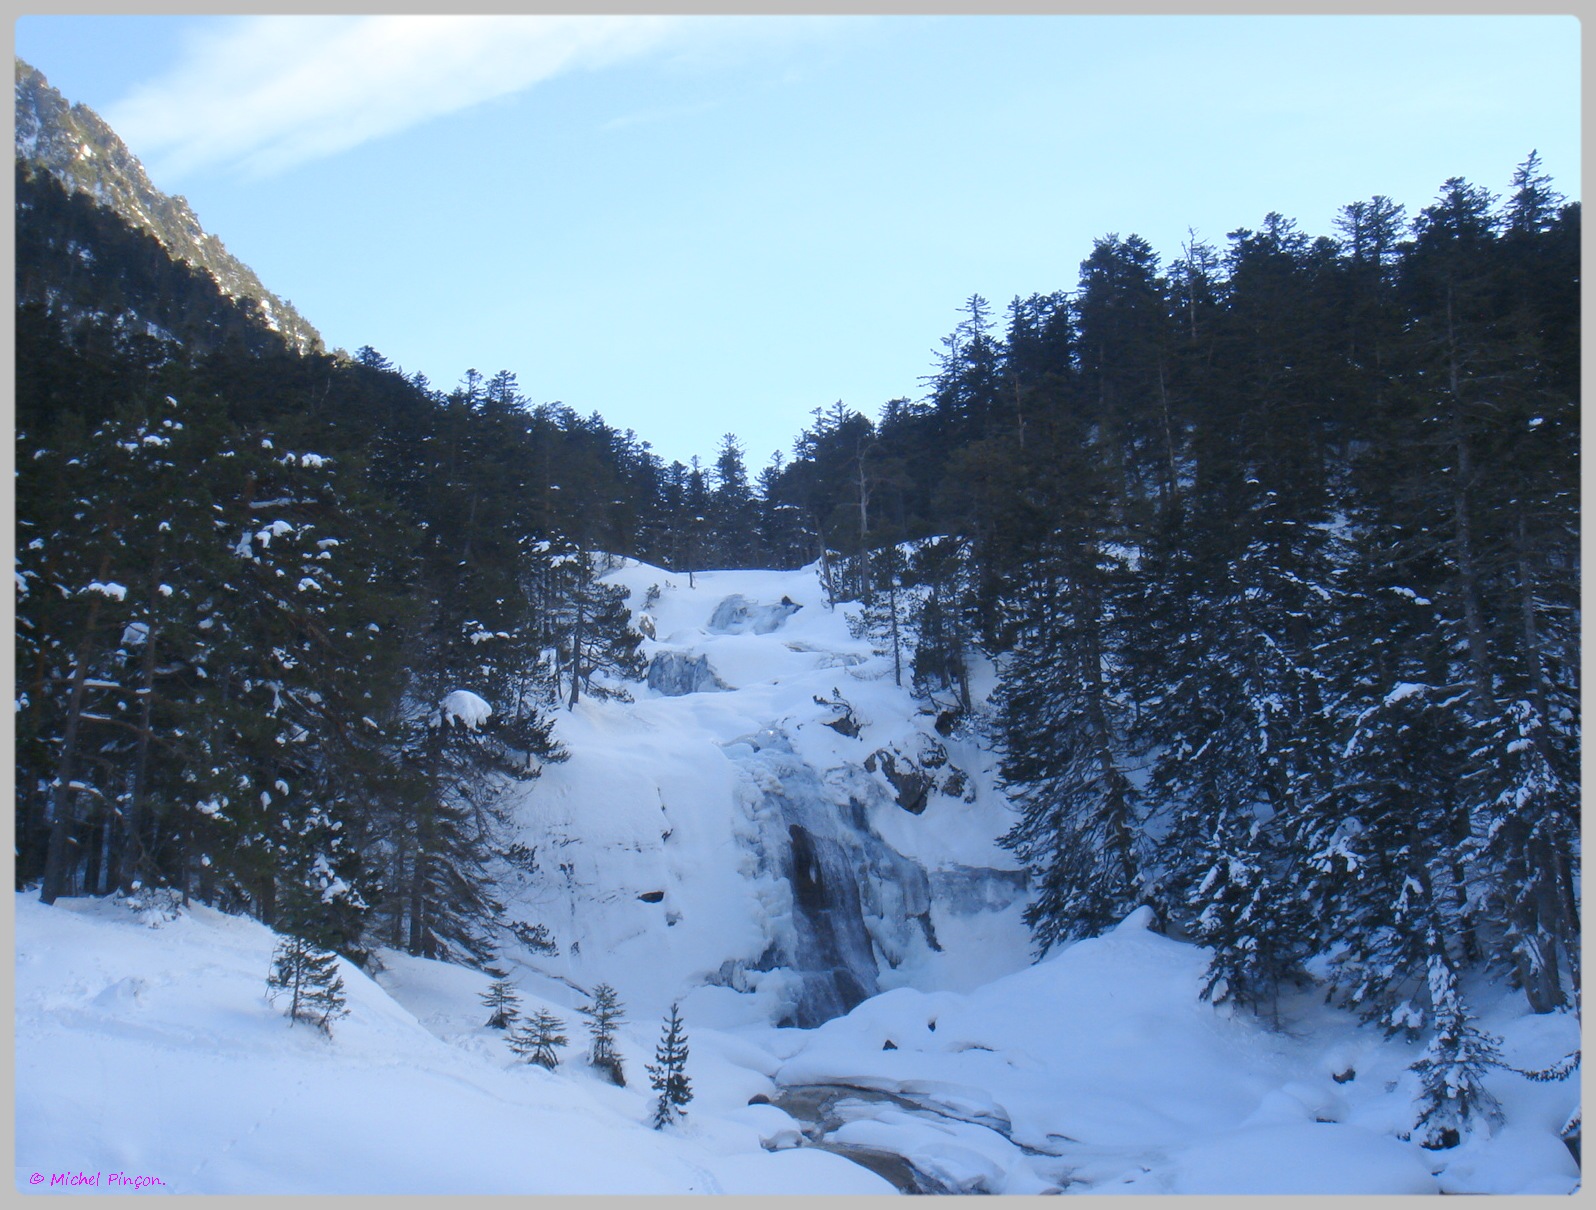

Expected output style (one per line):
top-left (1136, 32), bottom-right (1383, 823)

top-left (118, 582), bottom-right (162, 894)
top-left (815, 526), bottom-right (837, 609)
top-left (567, 580), bottom-right (587, 710)
top-left (41, 563), bottom-right (111, 905)
top-left (1444, 291), bottom-right (1494, 720)
top-left (887, 575), bottom-right (903, 688)
top-left (408, 847), bottom-right (427, 956)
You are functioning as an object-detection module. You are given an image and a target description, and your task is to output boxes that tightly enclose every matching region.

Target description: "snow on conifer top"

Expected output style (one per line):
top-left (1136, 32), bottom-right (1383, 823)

top-left (441, 690), bottom-right (493, 730)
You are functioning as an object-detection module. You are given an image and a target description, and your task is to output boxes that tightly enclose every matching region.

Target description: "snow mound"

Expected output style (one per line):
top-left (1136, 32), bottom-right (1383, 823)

top-left (1157, 1122), bottom-right (1439, 1194)
top-left (763, 909), bottom-right (1579, 1195)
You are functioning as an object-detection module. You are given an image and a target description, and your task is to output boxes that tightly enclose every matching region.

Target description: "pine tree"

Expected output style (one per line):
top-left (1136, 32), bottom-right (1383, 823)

top-left (18, 385), bottom-right (415, 929)
top-left (480, 977), bottom-right (523, 1030)
top-left (1161, 484), bottom-right (1339, 1015)
top-left (1470, 696), bottom-right (1579, 1012)
top-left (1184, 812), bottom-right (1304, 1019)
top-left (1296, 671), bottom-right (1476, 1034)
top-left (266, 934), bottom-right (349, 1034)
top-left (846, 544), bottom-right (913, 688)
top-left (997, 529), bottom-right (1143, 954)
top-left (579, 982), bottom-right (627, 1085)
top-left (180, 418), bottom-right (413, 939)
top-left (508, 1008), bottom-right (569, 1070)
top-left (1410, 953), bottom-right (1504, 1149)
top-left (708, 433), bottom-right (757, 566)
top-left (905, 537), bottom-right (976, 713)
top-left (1071, 233), bottom-right (1185, 521)
top-left (1370, 175), bottom-right (1582, 1013)
top-left (928, 294), bottom-right (1004, 444)
top-left (546, 545), bottom-right (645, 710)
top-left (382, 674), bottom-right (561, 965)
top-left (646, 1003), bottom-right (693, 1129)
top-left (388, 694), bottom-right (510, 964)
top-left (21, 398), bottom-right (224, 904)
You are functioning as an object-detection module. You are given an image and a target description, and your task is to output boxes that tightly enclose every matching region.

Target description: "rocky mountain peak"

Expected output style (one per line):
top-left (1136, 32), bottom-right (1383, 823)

top-left (15, 58), bottom-right (322, 355)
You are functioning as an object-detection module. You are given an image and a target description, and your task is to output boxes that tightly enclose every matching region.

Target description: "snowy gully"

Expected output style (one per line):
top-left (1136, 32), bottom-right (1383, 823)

top-left (29, 1171), bottom-right (167, 1190)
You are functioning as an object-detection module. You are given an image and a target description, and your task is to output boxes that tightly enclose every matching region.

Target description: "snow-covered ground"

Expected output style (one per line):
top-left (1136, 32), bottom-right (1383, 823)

top-left (12, 892), bottom-right (889, 1195)
top-left (14, 560), bottom-right (1581, 1194)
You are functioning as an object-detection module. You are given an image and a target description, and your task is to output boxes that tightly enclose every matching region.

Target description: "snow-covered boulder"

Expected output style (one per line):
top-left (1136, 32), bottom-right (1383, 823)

top-left (708, 594), bottom-right (801, 635)
top-left (865, 748), bottom-right (935, 814)
top-left (646, 651), bottom-right (730, 696)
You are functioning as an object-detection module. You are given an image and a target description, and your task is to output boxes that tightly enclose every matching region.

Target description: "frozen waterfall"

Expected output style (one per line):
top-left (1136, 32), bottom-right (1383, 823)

top-left (729, 727), bottom-right (935, 1028)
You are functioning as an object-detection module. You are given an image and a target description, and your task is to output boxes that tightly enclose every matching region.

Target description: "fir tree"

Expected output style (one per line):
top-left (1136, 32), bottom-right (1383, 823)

top-left (997, 524), bottom-right (1143, 955)
top-left (384, 683), bottom-right (557, 965)
top-left (906, 537), bottom-right (975, 713)
top-left (508, 1008), bottom-right (569, 1070)
top-left (1470, 697), bottom-right (1579, 1012)
top-left (555, 547), bottom-right (646, 710)
top-left (1410, 954), bottom-right (1504, 1149)
top-left (266, 934), bottom-right (349, 1034)
top-left (847, 544), bottom-right (913, 688)
top-left (480, 977), bottom-right (522, 1030)
top-left (579, 982), bottom-right (627, 1085)
top-left (928, 294), bottom-right (1003, 444)
top-left (1185, 813), bottom-right (1303, 1019)
top-left (1303, 676), bottom-right (1477, 1034)
top-left (708, 433), bottom-right (756, 566)
top-left (646, 1003), bottom-right (693, 1129)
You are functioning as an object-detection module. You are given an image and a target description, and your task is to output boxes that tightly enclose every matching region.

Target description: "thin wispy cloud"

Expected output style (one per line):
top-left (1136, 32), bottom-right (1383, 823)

top-left (600, 99), bottom-right (722, 134)
top-left (106, 15), bottom-right (691, 179)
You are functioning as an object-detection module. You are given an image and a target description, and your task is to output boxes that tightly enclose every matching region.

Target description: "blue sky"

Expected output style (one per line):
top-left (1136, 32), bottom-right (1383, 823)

top-left (13, 14), bottom-right (1581, 469)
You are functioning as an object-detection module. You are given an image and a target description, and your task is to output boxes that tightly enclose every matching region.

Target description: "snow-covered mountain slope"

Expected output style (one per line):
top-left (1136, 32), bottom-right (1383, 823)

top-left (15, 559), bottom-right (1579, 1195)
top-left (13, 893), bottom-right (891, 1195)
top-left (15, 59), bottom-right (322, 355)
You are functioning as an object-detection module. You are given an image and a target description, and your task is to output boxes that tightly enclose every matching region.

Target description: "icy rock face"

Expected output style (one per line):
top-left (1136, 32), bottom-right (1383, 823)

top-left (928, 865), bottom-right (1031, 915)
top-left (731, 729), bottom-right (933, 1028)
top-left (646, 651), bottom-right (729, 696)
top-left (708, 594), bottom-right (801, 635)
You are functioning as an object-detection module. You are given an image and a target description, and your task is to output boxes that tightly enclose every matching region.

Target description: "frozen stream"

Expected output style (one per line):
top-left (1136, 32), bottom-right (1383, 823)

top-left (761, 1083), bottom-right (1001, 1194)
top-left (764, 1084), bottom-right (948, 1194)
top-left (758, 1080), bottom-right (1084, 1195)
